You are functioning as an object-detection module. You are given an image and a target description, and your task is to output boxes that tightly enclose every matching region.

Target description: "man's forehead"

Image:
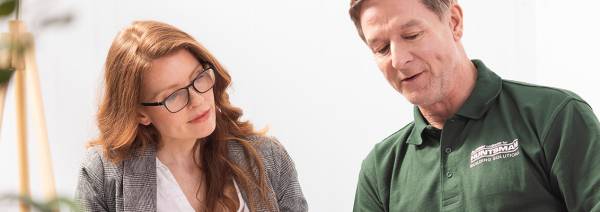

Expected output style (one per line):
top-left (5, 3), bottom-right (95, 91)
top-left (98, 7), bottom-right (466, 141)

top-left (359, 0), bottom-right (421, 15)
top-left (365, 20), bottom-right (423, 43)
top-left (362, 9), bottom-right (425, 43)
top-left (360, 0), bottom-right (426, 27)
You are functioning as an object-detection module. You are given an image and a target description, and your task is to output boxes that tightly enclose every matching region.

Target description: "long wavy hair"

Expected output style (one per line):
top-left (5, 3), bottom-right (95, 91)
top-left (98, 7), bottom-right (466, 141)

top-left (91, 20), bottom-right (271, 211)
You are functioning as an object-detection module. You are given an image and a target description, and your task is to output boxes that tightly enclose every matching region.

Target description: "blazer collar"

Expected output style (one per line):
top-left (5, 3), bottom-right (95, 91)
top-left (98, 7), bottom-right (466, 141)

top-left (122, 144), bottom-right (157, 212)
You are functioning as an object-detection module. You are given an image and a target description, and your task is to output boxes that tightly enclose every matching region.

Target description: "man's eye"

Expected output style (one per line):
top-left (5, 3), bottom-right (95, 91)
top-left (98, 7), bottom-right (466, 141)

top-left (375, 44), bottom-right (390, 55)
top-left (403, 32), bottom-right (422, 40)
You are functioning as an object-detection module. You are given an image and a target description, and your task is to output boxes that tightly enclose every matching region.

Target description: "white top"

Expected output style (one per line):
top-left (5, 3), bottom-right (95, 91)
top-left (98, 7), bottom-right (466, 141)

top-left (156, 158), bottom-right (250, 212)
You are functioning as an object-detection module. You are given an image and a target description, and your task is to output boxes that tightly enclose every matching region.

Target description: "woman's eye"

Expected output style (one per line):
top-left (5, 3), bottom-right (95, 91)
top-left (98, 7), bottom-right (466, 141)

top-left (194, 70), bottom-right (208, 81)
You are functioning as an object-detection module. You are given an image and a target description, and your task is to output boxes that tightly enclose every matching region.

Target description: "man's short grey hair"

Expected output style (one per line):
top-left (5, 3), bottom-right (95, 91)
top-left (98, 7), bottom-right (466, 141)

top-left (349, 0), bottom-right (456, 42)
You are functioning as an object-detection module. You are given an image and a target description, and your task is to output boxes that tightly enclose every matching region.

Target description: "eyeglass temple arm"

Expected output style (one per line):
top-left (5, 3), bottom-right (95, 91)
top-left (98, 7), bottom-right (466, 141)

top-left (140, 102), bottom-right (163, 106)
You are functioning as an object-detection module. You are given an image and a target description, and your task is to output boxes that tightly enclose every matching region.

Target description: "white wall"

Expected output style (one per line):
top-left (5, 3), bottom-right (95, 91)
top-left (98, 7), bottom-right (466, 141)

top-left (0, 0), bottom-right (598, 211)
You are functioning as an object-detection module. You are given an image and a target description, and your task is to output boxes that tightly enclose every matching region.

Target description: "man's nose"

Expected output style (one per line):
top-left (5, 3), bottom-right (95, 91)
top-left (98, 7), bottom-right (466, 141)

top-left (390, 42), bottom-right (413, 70)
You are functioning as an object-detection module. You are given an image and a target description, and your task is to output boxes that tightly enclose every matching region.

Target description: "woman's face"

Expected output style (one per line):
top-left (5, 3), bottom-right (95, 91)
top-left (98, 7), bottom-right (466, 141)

top-left (138, 49), bottom-right (217, 142)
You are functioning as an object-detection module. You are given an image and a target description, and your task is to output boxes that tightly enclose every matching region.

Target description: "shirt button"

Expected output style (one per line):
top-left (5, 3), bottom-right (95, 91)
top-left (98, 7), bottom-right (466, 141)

top-left (445, 147), bottom-right (452, 154)
top-left (446, 172), bottom-right (454, 178)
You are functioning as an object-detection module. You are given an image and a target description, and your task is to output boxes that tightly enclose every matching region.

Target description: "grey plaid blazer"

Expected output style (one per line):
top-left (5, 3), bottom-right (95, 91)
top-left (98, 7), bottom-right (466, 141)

top-left (75, 136), bottom-right (308, 212)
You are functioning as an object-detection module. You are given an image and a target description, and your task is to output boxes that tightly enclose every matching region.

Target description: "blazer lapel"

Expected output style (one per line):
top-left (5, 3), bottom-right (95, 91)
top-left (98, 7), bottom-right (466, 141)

top-left (228, 141), bottom-right (279, 212)
top-left (123, 145), bottom-right (157, 212)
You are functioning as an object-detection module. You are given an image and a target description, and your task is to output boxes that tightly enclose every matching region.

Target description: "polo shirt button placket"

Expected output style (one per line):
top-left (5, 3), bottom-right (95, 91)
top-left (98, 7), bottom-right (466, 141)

top-left (445, 147), bottom-right (452, 154)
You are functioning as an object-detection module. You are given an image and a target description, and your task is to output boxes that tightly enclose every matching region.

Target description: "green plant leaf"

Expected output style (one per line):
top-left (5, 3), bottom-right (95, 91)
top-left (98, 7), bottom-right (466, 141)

top-left (0, 0), bottom-right (16, 17)
top-left (1, 194), bottom-right (81, 212)
top-left (0, 68), bottom-right (15, 84)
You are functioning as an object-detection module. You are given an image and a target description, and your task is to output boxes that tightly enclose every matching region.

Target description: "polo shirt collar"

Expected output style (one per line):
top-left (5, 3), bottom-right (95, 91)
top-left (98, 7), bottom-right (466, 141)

top-left (407, 106), bottom-right (429, 145)
top-left (456, 59), bottom-right (502, 119)
top-left (406, 59), bottom-right (502, 146)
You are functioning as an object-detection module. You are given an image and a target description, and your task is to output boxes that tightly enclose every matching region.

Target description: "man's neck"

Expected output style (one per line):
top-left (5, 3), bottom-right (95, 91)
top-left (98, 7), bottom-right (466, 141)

top-left (419, 60), bottom-right (477, 129)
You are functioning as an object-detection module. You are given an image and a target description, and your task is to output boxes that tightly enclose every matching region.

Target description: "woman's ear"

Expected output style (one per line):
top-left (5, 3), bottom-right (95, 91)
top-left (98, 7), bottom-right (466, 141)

top-left (449, 4), bottom-right (464, 40)
top-left (138, 110), bottom-right (152, 126)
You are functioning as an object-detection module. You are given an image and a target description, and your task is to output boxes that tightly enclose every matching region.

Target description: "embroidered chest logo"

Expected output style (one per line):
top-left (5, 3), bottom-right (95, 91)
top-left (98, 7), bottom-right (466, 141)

top-left (469, 139), bottom-right (520, 168)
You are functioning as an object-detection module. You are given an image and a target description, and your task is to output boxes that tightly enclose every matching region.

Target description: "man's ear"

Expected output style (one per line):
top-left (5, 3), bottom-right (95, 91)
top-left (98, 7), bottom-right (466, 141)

top-left (138, 110), bottom-right (152, 126)
top-left (449, 4), bottom-right (464, 40)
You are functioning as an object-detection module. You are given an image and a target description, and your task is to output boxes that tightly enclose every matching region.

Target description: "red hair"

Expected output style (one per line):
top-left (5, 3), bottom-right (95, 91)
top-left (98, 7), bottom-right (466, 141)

top-left (92, 20), bottom-right (272, 211)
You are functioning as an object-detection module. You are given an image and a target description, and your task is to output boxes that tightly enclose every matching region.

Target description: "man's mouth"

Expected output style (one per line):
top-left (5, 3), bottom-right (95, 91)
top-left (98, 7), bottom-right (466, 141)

top-left (402, 72), bottom-right (423, 82)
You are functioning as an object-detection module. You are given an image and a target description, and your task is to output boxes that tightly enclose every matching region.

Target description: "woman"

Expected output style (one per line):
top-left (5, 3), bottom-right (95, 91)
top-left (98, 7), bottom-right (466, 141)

top-left (75, 20), bottom-right (307, 212)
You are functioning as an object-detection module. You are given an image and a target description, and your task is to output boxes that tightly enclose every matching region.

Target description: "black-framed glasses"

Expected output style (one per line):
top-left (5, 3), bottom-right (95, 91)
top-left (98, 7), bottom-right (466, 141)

top-left (141, 63), bottom-right (215, 113)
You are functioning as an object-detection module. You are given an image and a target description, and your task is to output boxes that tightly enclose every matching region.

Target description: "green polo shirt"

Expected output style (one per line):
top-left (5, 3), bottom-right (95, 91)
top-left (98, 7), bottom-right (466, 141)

top-left (353, 60), bottom-right (600, 212)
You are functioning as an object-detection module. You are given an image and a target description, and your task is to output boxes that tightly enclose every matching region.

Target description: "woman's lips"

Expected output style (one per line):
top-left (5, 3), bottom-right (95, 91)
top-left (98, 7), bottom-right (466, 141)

top-left (189, 109), bottom-right (210, 123)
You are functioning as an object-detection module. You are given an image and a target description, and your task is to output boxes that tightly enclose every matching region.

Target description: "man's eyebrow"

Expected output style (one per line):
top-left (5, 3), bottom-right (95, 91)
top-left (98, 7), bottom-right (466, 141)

top-left (401, 19), bottom-right (422, 30)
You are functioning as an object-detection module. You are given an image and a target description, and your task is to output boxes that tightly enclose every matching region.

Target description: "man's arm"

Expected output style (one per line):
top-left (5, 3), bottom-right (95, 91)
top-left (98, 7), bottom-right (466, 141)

top-left (542, 99), bottom-right (600, 212)
top-left (353, 151), bottom-right (385, 212)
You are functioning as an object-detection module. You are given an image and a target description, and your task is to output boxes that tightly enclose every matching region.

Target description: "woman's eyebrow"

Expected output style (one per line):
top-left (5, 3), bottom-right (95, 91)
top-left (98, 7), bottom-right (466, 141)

top-left (188, 63), bottom-right (203, 79)
top-left (149, 63), bottom-right (203, 100)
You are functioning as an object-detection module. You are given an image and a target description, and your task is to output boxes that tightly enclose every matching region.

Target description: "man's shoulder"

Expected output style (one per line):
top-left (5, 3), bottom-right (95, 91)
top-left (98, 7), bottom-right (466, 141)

top-left (500, 79), bottom-right (592, 117)
top-left (364, 123), bottom-right (414, 164)
top-left (499, 79), bottom-right (593, 137)
top-left (502, 79), bottom-right (588, 107)
top-left (376, 123), bottom-right (414, 150)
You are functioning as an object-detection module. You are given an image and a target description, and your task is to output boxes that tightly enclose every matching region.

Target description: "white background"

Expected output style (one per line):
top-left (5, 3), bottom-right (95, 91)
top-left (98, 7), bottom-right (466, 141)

top-left (1, 0), bottom-right (599, 211)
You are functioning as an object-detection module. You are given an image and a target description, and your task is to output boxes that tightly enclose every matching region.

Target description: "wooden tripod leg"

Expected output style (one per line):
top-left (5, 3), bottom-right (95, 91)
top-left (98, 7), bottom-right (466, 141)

top-left (0, 82), bottom-right (7, 137)
top-left (14, 66), bottom-right (30, 212)
top-left (25, 35), bottom-right (58, 209)
top-left (11, 20), bottom-right (30, 212)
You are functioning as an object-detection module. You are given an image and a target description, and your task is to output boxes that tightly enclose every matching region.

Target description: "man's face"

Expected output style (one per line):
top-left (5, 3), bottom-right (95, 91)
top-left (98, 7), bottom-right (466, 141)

top-left (359, 0), bottom-right (463, 106)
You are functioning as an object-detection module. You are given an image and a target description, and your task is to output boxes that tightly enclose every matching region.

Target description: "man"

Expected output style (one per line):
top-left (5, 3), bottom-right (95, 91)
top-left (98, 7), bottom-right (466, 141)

top-left (348, 0), bottom-right (600, 211)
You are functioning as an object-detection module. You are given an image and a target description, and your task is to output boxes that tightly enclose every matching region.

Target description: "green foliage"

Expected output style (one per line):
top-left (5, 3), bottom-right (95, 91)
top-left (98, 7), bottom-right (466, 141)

top-left (0, 0), bottom-right (16, 17)
top-left (0, 194), bottom-right (81, 212)
top-left (0, 68), bottom-right (14, 84)
top-left (0, 0), bottom-right (17, 84)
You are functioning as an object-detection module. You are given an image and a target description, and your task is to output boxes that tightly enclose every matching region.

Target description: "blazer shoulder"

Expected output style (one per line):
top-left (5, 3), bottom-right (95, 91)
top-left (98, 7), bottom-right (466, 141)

top-left (80, 146), bottom-right (123, 180)
top-left (246, 135), bottom-right (287, 157)
top-left (227, 135), bottom-right (296, 169)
